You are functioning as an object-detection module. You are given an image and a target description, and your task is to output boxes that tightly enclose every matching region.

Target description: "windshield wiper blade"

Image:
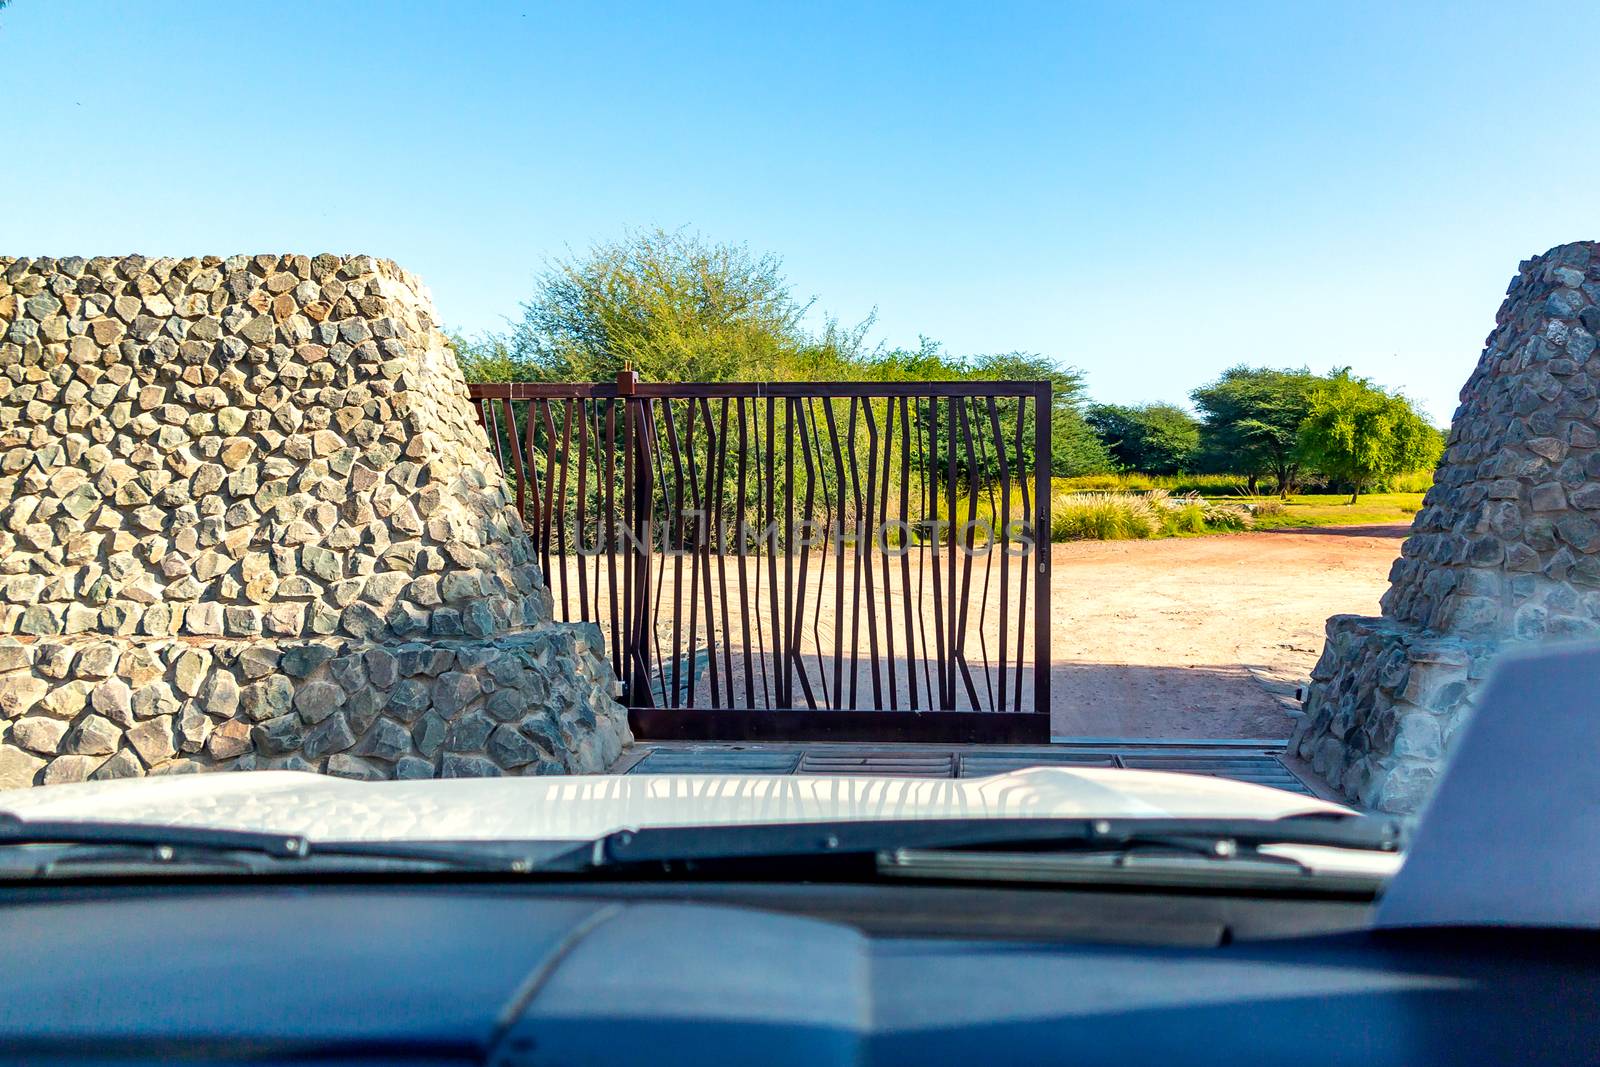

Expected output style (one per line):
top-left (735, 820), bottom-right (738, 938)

top-left (875, 847), bottom-right (1388, 895)
top-left (572, 815), bottom-right (1406, 871)
top-left (0, 815), bottom-right (539, 877)
top-left (0, 815), bottom-right (311, 859)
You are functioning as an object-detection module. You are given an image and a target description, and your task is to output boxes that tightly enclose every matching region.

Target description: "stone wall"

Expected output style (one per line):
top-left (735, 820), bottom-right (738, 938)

top-left (0, 253), bottom-right (630, 788)
top-left (1293, 241), bottom-right (1600, 812)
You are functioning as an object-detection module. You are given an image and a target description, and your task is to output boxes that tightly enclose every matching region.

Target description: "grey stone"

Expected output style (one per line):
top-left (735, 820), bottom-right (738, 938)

top-left (303, 712), bottom-right (356, 760)
top-left (18, 605), bottom-right (64, 636)
top-left (394, 755), bottom-right (435, 780)
top-left (344, 687), bottom-right (385, 735)
top-left (520, 710), bottom-right (565, 754)
top-left (238, 646), bottom-right (282, 680)
top-left (440, 753), bottom-right (502, 778)
top-left (131, 681), bottom-right (179, 721)
top-left (10, 716), bottom-right (68, 755)
top-left (63, 714), bottom-right (123, 756)
top-left (485, 688), bottom-right (527, 722)
top-left (354, 718), bottom-right (411, 762)
top-left (76, 643), bottom-right (119, 679)
top-left (486, 724), bottom-right (544, 768)
top-left (250, 713), bottom-right (304, 757)
top-left (281, 644), bottom-right (336, 677)
top-left (340, 603), bottom-right (384, 639)
top-left (90, 748), bottom-right (146, 780)
top-left (396, 645), bottom-right (453, 677)
top-left (386, 679), bottom-right (431, 721)
top-left (0, 640), bottom-right (30, 672)
top-left (364, 648), bottom-right (399, 689)
top-left (432, 671), bottom-right (481, 716)
top-left (386, 602), bottom-right (429, 636)
top-left (0, 745), bottom-right (46, 789)
top-left (411, 711), bottom-right (448, 758)
top-left (326, 753), bottom-right (383, 780)
top-left (176, 706), bottom-right (212, 753)
top-left (205, 719), bottom-right (254, 760)
top-left (444, 709), bottom-right (494, 752)
top-left (43, 754), bottom-right (108, 785)
top-left (242, 675), bottom-right (293, 721)
top-left (0, 675), bottom-right (49, 718)
top-left (462, 601), bottom-right (496, 638)
top-left (330, 654), bottom-right (367, 693)
top-left (35, 643), bottom-right (78, 680)
top-left (201, 671), bottom-right (240, 718)
top-left (37, 681), bottom-right (92, 721)
top-left (125, 716), bottom-right (179, 767)
top-left (293, 680), bottom-right (345, 723)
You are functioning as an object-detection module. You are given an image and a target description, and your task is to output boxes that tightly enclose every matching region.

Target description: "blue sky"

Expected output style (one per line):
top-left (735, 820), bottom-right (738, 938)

top-left (5, 1), bottom-right (1597, 423)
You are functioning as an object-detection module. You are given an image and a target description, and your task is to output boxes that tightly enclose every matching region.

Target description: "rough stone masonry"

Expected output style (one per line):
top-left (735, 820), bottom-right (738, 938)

top-left (1294, 241), bottom-right (1600, 813)
top-left (0, 253), bottom-right (631, 788)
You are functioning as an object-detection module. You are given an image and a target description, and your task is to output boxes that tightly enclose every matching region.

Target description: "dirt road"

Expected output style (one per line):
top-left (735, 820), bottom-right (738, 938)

top-left (1048, 525), bottom-right (1406, 740)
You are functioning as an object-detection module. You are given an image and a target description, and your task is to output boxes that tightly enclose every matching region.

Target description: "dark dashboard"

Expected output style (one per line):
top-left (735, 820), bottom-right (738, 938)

top-left (0, 880), bottom-right (1593, 1065)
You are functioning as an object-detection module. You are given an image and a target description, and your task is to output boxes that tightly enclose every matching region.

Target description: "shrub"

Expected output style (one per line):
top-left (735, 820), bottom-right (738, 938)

top-left (1046, 488), bottom-right (1258, 541)
top-left (1160, 498), bottom-right (1208, 534)
top-left (1051, 492), bottom-right (1161, 541)
top-left (1383, 469), bottom-right (1435, 494)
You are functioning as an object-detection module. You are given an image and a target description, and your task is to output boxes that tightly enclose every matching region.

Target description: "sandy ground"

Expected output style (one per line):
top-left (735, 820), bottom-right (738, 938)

top-left (550, 525), bottom-right (1406, 741)
top-left (1046, 526), bottom-right (1405, 739)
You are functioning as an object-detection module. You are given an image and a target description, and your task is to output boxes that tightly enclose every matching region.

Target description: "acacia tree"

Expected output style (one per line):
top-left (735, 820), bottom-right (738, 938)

top-left (1085, 403), bottom-right (1200, 474)
top-left (1191, 366), bottom-right (1323, 495)
top-left (1296, 373), bottom-right (1442, 502)
top-left (504, 228), bottom-right (828, 382)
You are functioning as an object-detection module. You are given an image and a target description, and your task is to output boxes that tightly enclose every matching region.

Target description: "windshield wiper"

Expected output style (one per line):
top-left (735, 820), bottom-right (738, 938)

top-left (559, 815), bottom-right (1405, 869)
top-left (0, 815), bottom-right (541, 878)
top-left (548, 816), bottom-right (1404, 894)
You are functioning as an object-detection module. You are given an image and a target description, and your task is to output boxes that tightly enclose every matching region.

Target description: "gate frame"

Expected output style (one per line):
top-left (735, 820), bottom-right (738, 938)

top-left (469, 373), bottom-right (1052, 744)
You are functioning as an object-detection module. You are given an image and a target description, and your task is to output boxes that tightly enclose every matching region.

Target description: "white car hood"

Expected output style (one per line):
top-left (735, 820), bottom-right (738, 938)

top-left (0, 766), bottom-right (1346, 840)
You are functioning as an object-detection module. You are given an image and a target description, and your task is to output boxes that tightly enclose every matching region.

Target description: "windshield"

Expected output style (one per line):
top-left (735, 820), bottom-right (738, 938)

top-left (0, 5), bottom-right (1575, 917)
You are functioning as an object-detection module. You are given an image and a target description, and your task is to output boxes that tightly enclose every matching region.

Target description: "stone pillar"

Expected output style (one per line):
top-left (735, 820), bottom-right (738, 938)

top-left (1294, 241), bottom-right (1600, 812)
top-left (0, 253), bottom-right (630, 788)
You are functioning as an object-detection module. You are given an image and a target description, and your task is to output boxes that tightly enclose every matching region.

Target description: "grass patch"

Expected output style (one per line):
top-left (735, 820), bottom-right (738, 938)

top-left (1245, 493), bottom-right (1425, 530)
top-left (1050, 489), bottom-right (1255, 541)
top-left (1052, 492), bottom-right (1162, 540)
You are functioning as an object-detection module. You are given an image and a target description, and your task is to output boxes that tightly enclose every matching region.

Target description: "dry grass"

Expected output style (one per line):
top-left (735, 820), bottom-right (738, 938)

top-left (1049, 489), bottom-right (1254, 541)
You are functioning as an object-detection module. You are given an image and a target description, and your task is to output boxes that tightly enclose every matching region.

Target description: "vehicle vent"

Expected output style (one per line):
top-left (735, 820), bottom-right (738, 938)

top-left (796, 752), bottom-right (957, 778)
top-left (629, 750), bottom-right (803, 775)
top-left (958, 753), bottom-right (1118, 777)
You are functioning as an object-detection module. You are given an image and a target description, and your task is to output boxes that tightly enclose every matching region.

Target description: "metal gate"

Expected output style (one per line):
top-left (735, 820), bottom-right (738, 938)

top-left (469, 373), bottom-right (1051, 743)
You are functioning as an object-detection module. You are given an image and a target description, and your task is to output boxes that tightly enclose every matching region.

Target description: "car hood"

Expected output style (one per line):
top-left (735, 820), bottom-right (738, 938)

top-left (0, 766), bottom-right (1347, 841)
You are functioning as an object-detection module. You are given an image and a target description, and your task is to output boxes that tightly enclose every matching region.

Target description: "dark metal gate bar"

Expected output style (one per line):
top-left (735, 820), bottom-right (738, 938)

top-left (468, 373), bottom-right (1051, 743)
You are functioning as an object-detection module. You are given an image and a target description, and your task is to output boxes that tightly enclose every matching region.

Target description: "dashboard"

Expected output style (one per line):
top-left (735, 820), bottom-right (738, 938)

top-left (0, 881), bottom-right (1593, 1065)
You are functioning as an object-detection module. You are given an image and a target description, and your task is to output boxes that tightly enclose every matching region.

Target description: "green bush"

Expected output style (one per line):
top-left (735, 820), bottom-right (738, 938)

top-left (1382, 469), bottom-right (1435, 494)
top-left (1052, 492), bottom-right (1162, 541)
top-left (1047, 488), bottom-right (1256, 541)
top-left (1160, 498), bottom-right (1208, 535)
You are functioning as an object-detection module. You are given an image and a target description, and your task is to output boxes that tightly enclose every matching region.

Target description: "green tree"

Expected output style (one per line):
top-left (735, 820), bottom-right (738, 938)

top-left (1191, 365), bottom-right (1323, 495)
top-left (1296, 373), bottom-right (1443, 502)
top-left (969, 352), bottom-right (1112, 477)
top-left (839, 341), bottom-right (1111, 476)
top-left (1085, 402), bottom-right (1201, 474)
top-left (446, 331), bottom-right (535, 383)
top-left (505, 227), bottom-right (837, 382)
top-left (452, 229), bottom-right (1109, 476)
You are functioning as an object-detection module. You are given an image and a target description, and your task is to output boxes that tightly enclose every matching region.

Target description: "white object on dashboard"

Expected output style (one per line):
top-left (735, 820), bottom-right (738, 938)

top-left (1376, 641), bottom-right (1600, 929)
